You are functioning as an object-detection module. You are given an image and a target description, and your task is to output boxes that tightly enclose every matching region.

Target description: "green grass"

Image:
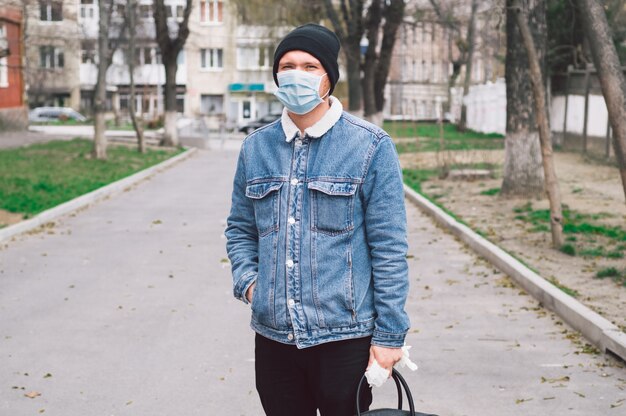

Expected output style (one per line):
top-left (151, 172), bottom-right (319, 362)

top-left (0, 139), bottom-right (182, 217)
top-left (548, 277), bottom-right (580, 298)
top-left (480, 187), bottom-right (501, 196)
top-left (513, 202), bottom-right (626, 260)
top-left (388, 122), bottom-right (504, 153)
top-left (385, 121), bottom-right (503, 140)
top-left (595, 267), bottom-right (626, 287)
top-left (402, 168), bottom-right (438, 194)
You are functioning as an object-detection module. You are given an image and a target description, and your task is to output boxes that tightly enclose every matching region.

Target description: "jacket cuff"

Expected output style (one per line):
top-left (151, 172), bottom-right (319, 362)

top-left (371, 330), bottom-right (406, 348)
top-left (234, 271), bottom-right (257, 305)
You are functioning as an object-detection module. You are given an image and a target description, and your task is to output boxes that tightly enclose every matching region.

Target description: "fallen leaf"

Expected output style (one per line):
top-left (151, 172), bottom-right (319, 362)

top-left (43, 373), bottom-right (52, 378)
top-left (541, 376), bottom-right (570, 384)
top-left (24, 391), bottom-right (41, 399)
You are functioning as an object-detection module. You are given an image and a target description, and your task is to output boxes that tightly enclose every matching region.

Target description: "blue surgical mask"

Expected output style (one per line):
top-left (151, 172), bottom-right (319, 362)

top-left (274, 70), bottom-right (330, 115)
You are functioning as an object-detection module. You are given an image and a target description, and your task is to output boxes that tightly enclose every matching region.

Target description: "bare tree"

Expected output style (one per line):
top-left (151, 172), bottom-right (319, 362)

top-left (153, 0), bottom-right (192, 147)
top-left (428, 0), bottom-right (480, 118)
top-left (323, 0), bottom-right (366, 114)
top-left (126, 0), bottom-right (145, 153)
top-left (93, 0), bottom-right (113, 160)
top-left (500, 0), bottom-right (546, 197)
top-left (458, 0), bottom-right (478, 131)
top-left (512, 0), bottom-right (563, 247)
top-left (362, 0), bottom-right (406, 125)
top-left (575, 0), bottom-right (626, 201)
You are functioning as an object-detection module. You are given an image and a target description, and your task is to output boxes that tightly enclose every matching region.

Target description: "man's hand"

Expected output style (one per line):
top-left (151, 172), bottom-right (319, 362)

top-left (368, 345), bottom-right (403, 375)
top-left (246, 282), bottom-right (256, 304)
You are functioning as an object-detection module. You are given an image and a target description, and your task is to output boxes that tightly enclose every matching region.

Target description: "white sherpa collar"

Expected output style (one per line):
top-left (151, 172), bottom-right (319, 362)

top-left (281, 96), bottom-right (343, 142)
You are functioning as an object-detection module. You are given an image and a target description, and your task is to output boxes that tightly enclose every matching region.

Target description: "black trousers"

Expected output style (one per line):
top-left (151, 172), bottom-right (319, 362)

top-left (255, 334), bottom-right (373, 416)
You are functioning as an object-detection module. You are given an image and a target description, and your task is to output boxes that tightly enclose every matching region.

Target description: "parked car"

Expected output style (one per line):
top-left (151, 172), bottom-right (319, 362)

top-left (29, 107), bottom-right (87, 123)
top-left (238, 113), bottom-right (282, 135)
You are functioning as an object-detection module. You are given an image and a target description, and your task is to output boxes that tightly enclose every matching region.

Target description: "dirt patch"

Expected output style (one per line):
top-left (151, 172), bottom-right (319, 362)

top-left (401, 150), bottom-right (626, 332)
top-left (0, 209), bottom-right (23, 228)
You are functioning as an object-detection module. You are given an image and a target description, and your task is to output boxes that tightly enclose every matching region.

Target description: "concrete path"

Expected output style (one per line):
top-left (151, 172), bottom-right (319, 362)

top-left (0, 149), bottom-right (624, 416)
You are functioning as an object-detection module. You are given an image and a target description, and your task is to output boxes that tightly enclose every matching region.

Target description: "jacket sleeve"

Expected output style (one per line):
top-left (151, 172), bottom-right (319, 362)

top-left (361, 136), bottom-right (411, 347)
top-left (225, 145), bottom-right (258, 304)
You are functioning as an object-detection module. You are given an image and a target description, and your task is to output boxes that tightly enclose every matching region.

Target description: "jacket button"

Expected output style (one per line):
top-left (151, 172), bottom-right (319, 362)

top-left (287, 333), bottom-right (294, 341)
top-left (290, 178), bottom-right (298, 186)
top-left (288, 217), bottom-right (296, 225)
top-left (288, 299), bottom-right (295, 307)
top-left (286, 259), bottom-right (294, 268)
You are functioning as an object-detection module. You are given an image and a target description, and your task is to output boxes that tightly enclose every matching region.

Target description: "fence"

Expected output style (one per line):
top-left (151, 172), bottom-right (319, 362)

top-left (462, 67), bottom-right (619, 159)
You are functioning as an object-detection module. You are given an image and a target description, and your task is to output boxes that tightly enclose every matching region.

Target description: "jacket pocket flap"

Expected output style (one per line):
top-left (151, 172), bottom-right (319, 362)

top-left (308, 181), bottom-right (358, 196)
top-left (245, 181), bottom-right (283, 199)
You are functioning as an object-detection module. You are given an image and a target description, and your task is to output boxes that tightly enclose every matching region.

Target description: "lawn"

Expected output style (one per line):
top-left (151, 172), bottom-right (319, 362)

top-left (0, 139), bottom-right (182, 218)
top-left (384, 121), bottom-right (504, 153)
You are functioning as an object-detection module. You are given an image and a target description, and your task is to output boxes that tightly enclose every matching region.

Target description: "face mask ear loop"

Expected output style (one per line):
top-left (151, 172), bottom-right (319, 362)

top-left (319, 73), bottom-right (331, 100)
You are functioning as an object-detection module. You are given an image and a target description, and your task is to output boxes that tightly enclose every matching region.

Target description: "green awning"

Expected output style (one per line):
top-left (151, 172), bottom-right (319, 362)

top-left (228, 83), bottom-right (265, 92)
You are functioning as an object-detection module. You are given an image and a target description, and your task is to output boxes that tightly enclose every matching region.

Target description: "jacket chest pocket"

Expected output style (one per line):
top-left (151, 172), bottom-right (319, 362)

top-left (246, 181), bottom-right (283, 237)
top-left (308, 180), bottom-right (358, 235)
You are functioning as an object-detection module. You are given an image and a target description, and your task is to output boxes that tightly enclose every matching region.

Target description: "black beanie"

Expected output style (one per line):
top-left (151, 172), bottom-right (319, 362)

top-left (273, 23), bottom-right (341, 94)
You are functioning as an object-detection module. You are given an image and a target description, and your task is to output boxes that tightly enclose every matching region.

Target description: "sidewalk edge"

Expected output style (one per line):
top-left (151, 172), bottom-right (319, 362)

top-left (404, 184), bottom-right (626, 362)
top-left (0, 148), bottom-right (198, 244)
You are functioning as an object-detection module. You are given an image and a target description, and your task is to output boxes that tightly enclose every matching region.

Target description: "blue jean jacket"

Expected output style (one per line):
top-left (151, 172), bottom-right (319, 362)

top-left (225, 105), bottom-right (410, 349)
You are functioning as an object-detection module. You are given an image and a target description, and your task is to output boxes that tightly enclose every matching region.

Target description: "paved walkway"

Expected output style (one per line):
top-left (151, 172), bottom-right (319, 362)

top-left (0, 149), bottom-right (624, 415)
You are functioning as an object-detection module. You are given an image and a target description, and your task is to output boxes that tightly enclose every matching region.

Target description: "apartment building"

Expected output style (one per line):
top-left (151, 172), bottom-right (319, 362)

top-left (23, 0), bottom-right (81, 109)
top-left (185, 1), bottom-right (285, 129)
top-left (385, 0), bottom-right (503, 121)
top-left (19, 0), bottom-right (282, 127)
top-left (0, 1), bottom-right (27, 129)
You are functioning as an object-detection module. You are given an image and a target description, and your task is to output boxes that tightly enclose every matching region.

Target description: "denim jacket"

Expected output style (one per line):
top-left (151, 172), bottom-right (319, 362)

top-left (225, 97), bottom-right (410, 348)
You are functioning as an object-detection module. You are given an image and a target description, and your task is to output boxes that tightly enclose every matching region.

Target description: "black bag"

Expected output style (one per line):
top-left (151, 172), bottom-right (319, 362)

top-left (355, 368), bottom-right (438, 416)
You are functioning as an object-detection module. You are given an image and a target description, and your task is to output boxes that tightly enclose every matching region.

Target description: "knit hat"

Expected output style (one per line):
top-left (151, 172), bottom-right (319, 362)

top-left (273, 23), bottom-right (341, 94)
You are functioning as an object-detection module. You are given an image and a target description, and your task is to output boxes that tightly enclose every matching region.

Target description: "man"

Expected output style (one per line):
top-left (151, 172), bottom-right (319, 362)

top-left (225, 23), bottom-right (410, 416)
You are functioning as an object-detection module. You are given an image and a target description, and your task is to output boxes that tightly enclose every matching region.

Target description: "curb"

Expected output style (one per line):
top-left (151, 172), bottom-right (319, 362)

top-left (404, 184), bottom-right (626, 362)
top-left (0, 147), bottom-right (198, 244)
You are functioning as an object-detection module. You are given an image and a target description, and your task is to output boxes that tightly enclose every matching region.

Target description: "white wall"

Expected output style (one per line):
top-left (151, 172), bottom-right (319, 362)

top-left (462, 79), bottom-right (610, 138)
top-left (550, 94), bottom-right (610, 137)
top-left (463, 78), bottom-right (506, 135)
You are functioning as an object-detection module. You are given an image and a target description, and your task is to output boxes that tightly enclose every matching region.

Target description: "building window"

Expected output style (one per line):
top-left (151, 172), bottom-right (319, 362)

top-left (0, 22), bottom-right (6, 87)
top-left (139, 4), bottom-right (152, 19)
top-left (200, 0), bottom-right (223, 24)
top-left (166, 5), bottom-right (184, 19)
top-left (40, 0), bottom-right (63, 22)
top-left (0, 56), bottom-right (8, 88)
top-left (176, 94), bottom-right (185, 113)
top-left (80, 0), bottom-right (95, 20)
top-left (81, 41), bottom-right (96, 64)
top-left (200, 48), bottom-right (223, 69)
top-left (40, 46), bottom-right (64, 68)
top-left (119, 94), bottom-right (129, 110)
top-left (200, 94), bottom-right (224, 114)
top-left (236, 46), bottom-right (272, 70)
top-left (114, 3), bottom-right (126, 19)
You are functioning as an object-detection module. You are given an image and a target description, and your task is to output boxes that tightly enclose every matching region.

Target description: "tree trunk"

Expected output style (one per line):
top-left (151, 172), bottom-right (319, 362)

top-left (153, 0), bottom-right (192, 148)
top-left (513, 0), bottom-right (563, 248)
top-left (362, 0), bottom-right (382, 119)
top-left (93, 0), bottom-right (110, 160)
top-left (458, 0), bottom-right (478, 132)
top-left (575, 0), bottom-right (626, 201)
top-left (127, 0), bottom-right (145, 153)
top-left (162, 61), bottom-right (179, 147)
top-left (501, 0), bottom-right (546, 197)
top-left (323, 0), bottom-right (364, 114)
top-left (374, 0), bottom-right (405, 114)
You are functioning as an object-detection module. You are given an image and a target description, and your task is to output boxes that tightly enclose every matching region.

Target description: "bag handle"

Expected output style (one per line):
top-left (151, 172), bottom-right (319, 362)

top-left (355, 368), bottom-right (415, 416)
